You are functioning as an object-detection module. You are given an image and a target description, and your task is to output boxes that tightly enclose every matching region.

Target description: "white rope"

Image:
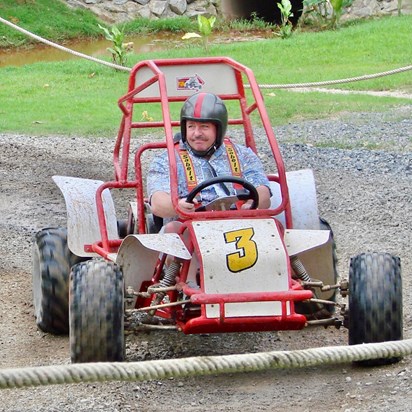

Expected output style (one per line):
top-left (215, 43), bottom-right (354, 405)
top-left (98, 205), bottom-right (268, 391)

top-left (1, 16), bottom-right (412, 390)
top-left (0, 16), bottom-right (129, 72)
top-left (0, 339), bottom-right (411, 389)
top-left (1, 16), bottom-right (411, 88)
top-left (257, 65), bottom-right (412, 89)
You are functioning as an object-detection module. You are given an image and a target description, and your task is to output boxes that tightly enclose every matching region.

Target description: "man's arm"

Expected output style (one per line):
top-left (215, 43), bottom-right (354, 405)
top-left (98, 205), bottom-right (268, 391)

top-left (257, 185), bottom-right (271, 209)
top-left (241, 185), bottom-right (271, 210)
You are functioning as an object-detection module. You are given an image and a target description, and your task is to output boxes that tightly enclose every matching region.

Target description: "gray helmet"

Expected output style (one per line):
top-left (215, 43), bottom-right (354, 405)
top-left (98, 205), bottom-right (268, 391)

top-left (180, 93), bottom-right (228, 153)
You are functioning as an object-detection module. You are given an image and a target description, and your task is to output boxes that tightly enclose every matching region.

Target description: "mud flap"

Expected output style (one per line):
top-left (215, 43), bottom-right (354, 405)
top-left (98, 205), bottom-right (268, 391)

top-left (270, 169), bottom-right (320, 230)
top-left (53, 176), bottom-right (119, 257)
top-left (285, 229), bottom-right (336, 300)
top-left (116, 233), bottom-right (191, 297)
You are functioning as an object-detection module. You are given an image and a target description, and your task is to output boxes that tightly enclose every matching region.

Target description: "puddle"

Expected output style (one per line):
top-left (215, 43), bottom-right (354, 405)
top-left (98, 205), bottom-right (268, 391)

top-left (0, 33), bottom-right (180, 68)
top-left (0, 31), bottom-right (270, 68)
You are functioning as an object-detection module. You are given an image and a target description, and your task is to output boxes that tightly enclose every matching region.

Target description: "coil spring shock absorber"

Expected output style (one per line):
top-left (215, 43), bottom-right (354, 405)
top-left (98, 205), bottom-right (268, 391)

top-left (290, 255), bottom-right (311, 283)
top-left (149, 260), bottom-right (181, 316)
top-left (290, 255), bottom-right (323, 311)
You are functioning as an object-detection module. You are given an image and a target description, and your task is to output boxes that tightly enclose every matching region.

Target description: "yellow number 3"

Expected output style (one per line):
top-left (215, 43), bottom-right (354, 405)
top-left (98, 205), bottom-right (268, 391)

top-left (224, 228), bottom-right (258, 273)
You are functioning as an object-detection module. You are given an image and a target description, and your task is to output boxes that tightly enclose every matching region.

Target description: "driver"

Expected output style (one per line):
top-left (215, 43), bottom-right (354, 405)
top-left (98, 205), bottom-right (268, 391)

top-left (147, 92), bottom-right (271, 221)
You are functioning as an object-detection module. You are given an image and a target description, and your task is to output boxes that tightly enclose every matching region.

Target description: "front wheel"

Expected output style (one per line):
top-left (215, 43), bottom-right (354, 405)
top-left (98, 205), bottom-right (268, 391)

top-left (32, 227), bottom-right (85, 334)
top-left (69, 260), bottom-right (125, 363)
top-left (348, 252), bottom-right (402, 366)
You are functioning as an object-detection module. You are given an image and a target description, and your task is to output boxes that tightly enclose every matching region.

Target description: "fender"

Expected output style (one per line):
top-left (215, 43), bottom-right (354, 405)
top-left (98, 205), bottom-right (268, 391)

top-left (270, 169), bottom-right (320, 230)
top-left (53, 176), bottom-right (118, 257)
top-left (285, 229), bottom-right (335, 300)
top-left (117, 233), bottom-right (191, 295)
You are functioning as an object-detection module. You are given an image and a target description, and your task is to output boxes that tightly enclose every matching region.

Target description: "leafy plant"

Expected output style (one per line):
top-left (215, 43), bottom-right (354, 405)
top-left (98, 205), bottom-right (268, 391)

top-left (98, 24), bottom-right (131, 67)
top-left (276, 0), bottom-right (294, 38)
top-left (302, 0), bottom-right (353, 29)
top-left (397, 0), bottom-right (403, 16)
top-left (330, 0), bottom-right (352, 28)
top-left (182, 14), bottom-right (216, 51)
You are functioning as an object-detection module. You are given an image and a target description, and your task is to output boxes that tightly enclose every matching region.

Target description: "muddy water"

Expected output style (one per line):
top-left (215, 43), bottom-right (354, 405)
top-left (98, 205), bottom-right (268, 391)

top-left (0, 34), bottom-right (177, 68)
top-left (0, 31), bottom-right (270, 68)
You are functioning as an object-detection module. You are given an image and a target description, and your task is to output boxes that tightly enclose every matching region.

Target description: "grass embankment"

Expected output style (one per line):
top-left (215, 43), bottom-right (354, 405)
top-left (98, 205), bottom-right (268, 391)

top-left (0, 0), bottom-right (103, 46)
top-left (0, 0), bottom-right (199, 47)
top-left (0, 0), bottom-right (411, 137)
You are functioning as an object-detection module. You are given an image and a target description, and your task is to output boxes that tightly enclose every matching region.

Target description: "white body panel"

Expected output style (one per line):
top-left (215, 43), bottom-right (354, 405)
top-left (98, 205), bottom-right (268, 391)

top-left (192, 219), bottom-right (289, 318)
top-left (285, 229), bottom-right (335, 300)
top-left (54, 171), bottom-right (335, 304)
top-left (284, 229), bottom-right (330, 256)
top-left (117, 233), bottom-right (191, 294)
top-left (135, 63), bottom-right (239, 98)
top-left (270, 169), bottom-right (320, 230)
top-left (53, 176), bottom-right (118, 257)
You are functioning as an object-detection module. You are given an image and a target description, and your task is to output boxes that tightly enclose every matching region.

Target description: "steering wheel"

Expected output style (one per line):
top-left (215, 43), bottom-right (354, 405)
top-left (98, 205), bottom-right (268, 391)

top-left (185, 176), bottom-right (259, 211)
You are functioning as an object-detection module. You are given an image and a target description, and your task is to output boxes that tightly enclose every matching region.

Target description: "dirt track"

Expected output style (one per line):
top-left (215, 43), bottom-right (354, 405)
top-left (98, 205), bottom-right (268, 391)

top-left (0, 105), bottom-right (411, 411)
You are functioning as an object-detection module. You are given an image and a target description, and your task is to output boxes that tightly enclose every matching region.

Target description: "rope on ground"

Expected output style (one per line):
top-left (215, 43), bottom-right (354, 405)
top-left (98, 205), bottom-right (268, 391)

top-left (1, 16), bottom-right (411, 89)
top-left (257, 65), bottom-right (412, 89)
top-left (0, 16), bottom-right (129, 72)
top-left (1, 339), bottom-right (411, 389)
top-left (1, 16), bottom-right (412, 391)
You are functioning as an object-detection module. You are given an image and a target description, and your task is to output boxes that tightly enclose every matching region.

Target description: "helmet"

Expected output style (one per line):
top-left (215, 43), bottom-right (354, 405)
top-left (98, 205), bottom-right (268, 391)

top-left (180, 93), bottom-right (228, 154)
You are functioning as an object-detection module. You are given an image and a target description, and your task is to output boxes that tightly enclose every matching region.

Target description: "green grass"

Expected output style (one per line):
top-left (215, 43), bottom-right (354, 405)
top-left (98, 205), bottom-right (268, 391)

top-left (0, 60), bottom-right (128, 136)
top-left (123, 16), bottom-right (197, 35)
top-left (0, 0), bottom-right (274, 47)
top-left (0, 0), bottom-right (103, 46)
top-left (0, 5), bottom-right (411, 137)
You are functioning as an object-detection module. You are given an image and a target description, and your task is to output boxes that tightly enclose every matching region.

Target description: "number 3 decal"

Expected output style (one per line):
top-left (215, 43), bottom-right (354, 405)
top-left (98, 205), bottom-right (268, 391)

top-left (224, 228), bottom-right (258, 273)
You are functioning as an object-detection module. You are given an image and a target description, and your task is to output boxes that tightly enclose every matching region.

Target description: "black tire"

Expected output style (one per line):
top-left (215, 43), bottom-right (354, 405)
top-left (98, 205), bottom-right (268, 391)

top-left (69, 259), bottom-right (125, 363)
top-left (32, 227), bottom-right (85, 335)
top-left (348, 252), bottom-right (403, 366)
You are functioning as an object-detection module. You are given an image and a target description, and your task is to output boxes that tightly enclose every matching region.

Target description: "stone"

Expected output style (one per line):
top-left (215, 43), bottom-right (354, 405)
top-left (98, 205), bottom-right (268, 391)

top-left (89, 5), bottom-right (117, 22)
top-left (150, 0), bottom-right (168, 17)
top-left (61, 0), bottom-right (411, 25)
top-left (138, 5), bottom-right (153, 18)
top-left (186, 0), bottom-right (217, 17)
top-left (169, 0), bottom-right (187, 15)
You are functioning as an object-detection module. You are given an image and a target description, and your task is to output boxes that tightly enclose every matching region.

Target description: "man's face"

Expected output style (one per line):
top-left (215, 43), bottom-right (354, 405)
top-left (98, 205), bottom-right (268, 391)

top-left (186, 120), bottom-right (217, 153)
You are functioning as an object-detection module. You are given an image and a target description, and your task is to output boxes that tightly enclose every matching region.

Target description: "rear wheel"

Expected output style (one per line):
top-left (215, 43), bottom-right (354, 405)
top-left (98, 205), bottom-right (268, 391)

top-left (69, 259), bottom-right (125, 363)
top-left (348, 252), bottom-right (402, 366)
top-left (32, 227), bottom-right (85, 334)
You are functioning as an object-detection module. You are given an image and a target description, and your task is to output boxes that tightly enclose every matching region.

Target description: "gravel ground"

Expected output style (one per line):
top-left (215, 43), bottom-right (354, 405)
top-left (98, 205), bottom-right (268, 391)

top-left (0, 104), bottom-right (411, 411)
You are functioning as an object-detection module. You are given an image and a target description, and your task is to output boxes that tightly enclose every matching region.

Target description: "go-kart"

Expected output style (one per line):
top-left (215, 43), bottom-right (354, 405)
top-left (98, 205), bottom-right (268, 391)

top-left (32, 57), bottom-right (403, 365)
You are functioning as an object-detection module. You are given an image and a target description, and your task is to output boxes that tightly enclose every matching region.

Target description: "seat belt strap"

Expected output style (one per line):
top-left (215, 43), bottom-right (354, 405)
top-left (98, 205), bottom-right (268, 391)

top-left (223, 138), bottom-right (242, 179)
top-left (177, 139), bottom-right (243, 196)
top-left (177, 149), bottom-right (198, 192)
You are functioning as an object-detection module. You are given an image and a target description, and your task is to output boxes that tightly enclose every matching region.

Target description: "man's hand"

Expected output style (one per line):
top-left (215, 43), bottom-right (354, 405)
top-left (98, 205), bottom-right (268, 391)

top-left (240, 200), bottom-right (253, 210)
top-left (178, 197), bottom-right (199, 212)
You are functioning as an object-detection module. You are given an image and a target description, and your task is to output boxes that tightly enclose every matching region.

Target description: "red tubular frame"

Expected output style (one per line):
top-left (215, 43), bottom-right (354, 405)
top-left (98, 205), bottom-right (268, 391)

top-left (87, 57), bottom-right (308, 333)
top-left (109, 57), bottom-right (293, 241)
top-left (178, 314), bottom-right (308, 334)
top-left (181, 288), bottom-right (312, 333)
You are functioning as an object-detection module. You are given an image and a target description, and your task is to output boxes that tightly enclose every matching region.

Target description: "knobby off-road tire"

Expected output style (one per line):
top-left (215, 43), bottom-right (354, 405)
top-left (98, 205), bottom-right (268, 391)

top-left (348, 252), bottom-right (402, 366)
top-left (69, 259), bottom-right (125, 363)
top-left (32, 227), bottom-right (85, 335)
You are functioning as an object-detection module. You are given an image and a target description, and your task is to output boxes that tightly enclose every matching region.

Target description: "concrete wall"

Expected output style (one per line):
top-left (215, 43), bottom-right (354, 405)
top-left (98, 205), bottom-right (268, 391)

top-left (65, 0), bottom-right (219, 23)
top-left (345, 0), bottom-right (412, 18)
top-left (64, 0), bottom-right (412, 24)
